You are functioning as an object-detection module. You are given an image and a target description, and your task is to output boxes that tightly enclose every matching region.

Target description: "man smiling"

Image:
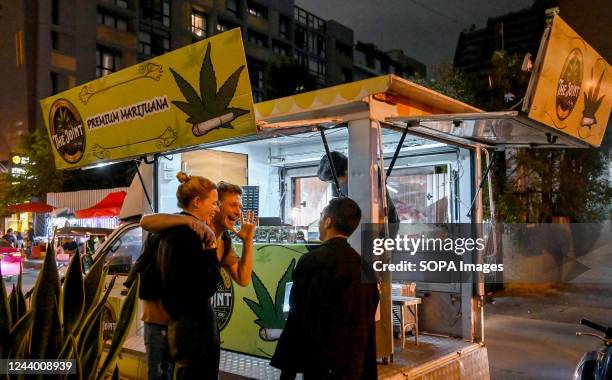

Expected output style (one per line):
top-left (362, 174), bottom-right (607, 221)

top-left (138, 181), bottom-right (256, 379)
top-left (140, 181), bottom-right (256, 286)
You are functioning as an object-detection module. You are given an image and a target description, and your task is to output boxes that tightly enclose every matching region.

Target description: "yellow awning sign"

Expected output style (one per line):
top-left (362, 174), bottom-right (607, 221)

top-left (40, 28), bottom-right (256, 169)
top-left (527, 16), bottom-right (611, 147)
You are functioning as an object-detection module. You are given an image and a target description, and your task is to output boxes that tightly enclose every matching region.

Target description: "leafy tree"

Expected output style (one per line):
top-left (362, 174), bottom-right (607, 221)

top-left (483, 50), bottom-right (611, 223)
top-left (0, 127), bottom-right (67, 215)
top-left (0, 128), bottom-right (137, 215)
top-left (408, 62), bottom-right (477, 105)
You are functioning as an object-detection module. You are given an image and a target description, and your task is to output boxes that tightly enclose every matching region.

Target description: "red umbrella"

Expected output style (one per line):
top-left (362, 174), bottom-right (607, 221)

top-left (7, 202), bottom-right (55, 213)
top-left (74, 191), bottom-right (127, 219)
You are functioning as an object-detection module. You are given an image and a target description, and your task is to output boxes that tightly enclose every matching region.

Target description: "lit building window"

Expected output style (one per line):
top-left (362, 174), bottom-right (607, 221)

top-left (191, 10), bottom-right (206, 37)
top-left (96, 47), bottom-right (121, 77)
top-left (216, 20), bottom-right (232, 33)
top-left (247, 1), bottom-right (267, 19)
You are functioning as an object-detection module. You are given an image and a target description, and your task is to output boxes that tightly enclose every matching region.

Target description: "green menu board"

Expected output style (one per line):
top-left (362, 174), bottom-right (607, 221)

top-left (217, 243), bottom-right (313, 358)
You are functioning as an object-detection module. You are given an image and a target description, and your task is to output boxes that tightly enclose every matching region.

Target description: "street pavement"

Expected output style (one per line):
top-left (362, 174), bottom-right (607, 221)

top-left (486, 225), bottom-right (612, 380)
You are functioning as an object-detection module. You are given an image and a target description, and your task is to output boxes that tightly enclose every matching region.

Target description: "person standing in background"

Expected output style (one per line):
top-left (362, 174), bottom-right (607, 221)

top-left (3, 229), bottom-right (16, 247)
top-left (16, 232), bottom-right (24, 249)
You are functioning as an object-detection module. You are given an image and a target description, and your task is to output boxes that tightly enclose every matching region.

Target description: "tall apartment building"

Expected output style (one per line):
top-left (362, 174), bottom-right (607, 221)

top-left (0, 0), bottom-right (425, 164)
top-left (354, 42), bottom-right (426, 81)
top-left (454, 0), bottom-right (557, 77)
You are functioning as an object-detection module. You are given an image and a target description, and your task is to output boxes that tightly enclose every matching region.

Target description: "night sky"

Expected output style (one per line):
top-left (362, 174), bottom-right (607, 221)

top-left (296, 0), bottom-right (535, 70)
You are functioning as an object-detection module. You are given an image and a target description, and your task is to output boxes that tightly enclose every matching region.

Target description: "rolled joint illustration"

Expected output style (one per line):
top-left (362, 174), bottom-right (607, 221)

top-left (192, 112), bottom-right (235, 136)
top-left (259, 328), bottom-right (283, 341)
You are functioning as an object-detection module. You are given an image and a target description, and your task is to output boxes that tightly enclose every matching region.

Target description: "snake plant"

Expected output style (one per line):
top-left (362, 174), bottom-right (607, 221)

top-left (0, 234), bottom-right (139, 379)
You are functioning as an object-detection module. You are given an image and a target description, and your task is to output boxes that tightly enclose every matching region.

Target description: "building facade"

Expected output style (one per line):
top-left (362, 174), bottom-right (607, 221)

top-left (0, 0), bottom-right (425, 163)
top-left (453, 0), bottom-right (558, 77)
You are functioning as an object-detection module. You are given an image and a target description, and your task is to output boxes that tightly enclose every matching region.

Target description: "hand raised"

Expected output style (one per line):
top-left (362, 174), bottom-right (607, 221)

top-left (230, 210), bottom-right (257, 242)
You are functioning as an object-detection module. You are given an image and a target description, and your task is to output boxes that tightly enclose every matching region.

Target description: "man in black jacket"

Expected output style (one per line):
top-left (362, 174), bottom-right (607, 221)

top-left (271, 197), bottom-right (379, 380)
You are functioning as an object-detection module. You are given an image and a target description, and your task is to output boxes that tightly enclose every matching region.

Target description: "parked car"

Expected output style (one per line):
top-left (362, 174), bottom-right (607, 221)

top-left (0, 238), bottom-right (22, 280)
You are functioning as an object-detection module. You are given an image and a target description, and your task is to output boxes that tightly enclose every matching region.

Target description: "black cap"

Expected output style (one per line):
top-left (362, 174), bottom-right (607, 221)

top-left (317, 151), bottom-right (348, 182)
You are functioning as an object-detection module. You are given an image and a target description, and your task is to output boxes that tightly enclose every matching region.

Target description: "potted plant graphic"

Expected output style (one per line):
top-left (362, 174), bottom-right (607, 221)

top-left (243, 259), bottom-right (295, 342)
top-left (579, 68), bottom-right (606, 138)
top-left (170, 42), bottom-right (250, 137)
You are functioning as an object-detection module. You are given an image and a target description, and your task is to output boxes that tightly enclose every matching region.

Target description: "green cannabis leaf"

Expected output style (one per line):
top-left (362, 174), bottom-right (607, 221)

top-left (170, 42), bottom-right (250, 135)
top-left (243, 259), bottom-right (296, 331)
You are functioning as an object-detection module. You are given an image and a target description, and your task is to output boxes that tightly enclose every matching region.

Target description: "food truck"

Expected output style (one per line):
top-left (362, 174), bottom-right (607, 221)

top-left (40, 16), bottom-right (610, 379)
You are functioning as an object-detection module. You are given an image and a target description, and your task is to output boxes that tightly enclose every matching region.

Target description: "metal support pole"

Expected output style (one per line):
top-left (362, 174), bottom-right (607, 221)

top-left (473, 146), bottom-right (485, 343)
top-left (135, 160), bottom-right (153, 211)
top-left (467, 151), bottom-right (496, 218)
top-left (318, 127), bottom-right (344, 197)
top-left (385, 123), bottom-right (410, 180)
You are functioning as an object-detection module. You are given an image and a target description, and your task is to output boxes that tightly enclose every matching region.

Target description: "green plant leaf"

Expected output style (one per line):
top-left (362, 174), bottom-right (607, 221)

top-left (83, 251), bottom-right (109, 324)
top-left (0, 262), bottom-right (11, 358)
top-left (9, 310), bottom-right (34, 358)
top-left (61, 252), bottom-right (85, 339)
top-left (242, 271), bottom-right (275, 328)
top-left (243, 298), bottom-right (265, 328)
top-left (30, 232), bottom-right (63, 358)
top-left (80, 317), bottom-right (102, 379)
top-left (200, 42), bottom-right (217, 108)
top-left (214, 65), bottom-right (245, 113)
top-left (69, 334), bottom-right (83, 380)
top-left (169, 67), bottom-right (202, 109)
top-left (8, 285), bottom-right (18, 327)
top-left (171, 101), bottom-right (206, 123)
top-left (226, 107), bottom-right (250, 120)
top-left (96, 276), bottom-right (139, 380)
top-left (15, 265), bottom-right (27, 321)
top-left (111, 365), bottom-right (119, 380)
top-left (76, 276), bottom-right (116, 356)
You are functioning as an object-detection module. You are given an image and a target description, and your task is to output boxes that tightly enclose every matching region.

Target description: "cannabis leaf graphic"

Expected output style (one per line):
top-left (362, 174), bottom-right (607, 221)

top-left (170, 42), bottom-right (250, 136)
top-left (243, 259), bottom-right (296, 341)
top-left (581, 68), bottom-right (606, 128)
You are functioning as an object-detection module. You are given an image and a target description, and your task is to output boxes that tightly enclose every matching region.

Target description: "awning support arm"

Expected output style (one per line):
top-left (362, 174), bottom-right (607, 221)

top-left (318, 127), bottom-right (344, 197)
top-left (467, 150), bottom-right (496, 218)
top-left (385, 122), bottom-right (411, 181)
top-left (135, 159), bottom-right (153, 211)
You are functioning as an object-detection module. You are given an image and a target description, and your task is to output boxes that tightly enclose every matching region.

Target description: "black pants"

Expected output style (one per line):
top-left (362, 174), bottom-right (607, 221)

top-left (168, 305), bottom-right (220, 380)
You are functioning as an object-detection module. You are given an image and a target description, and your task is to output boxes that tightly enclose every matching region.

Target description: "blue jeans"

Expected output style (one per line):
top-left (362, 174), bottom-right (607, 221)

top-left (144, 323), bottom-right (175, 380)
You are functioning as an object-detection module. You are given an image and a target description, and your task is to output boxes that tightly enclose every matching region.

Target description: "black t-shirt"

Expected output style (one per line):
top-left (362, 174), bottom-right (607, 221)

top-left (157, 225), bottom-right (222, 320)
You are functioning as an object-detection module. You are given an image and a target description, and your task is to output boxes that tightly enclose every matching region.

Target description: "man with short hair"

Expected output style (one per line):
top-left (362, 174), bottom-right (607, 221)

top-left (271, 197), bottom-right (379, 380)
top-left (137, 181), bottom-right (255, 379)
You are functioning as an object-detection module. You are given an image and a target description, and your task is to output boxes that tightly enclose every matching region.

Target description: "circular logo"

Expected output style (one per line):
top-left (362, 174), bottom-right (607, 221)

top-left (555, 48), bottom-right (583, 120)
top-left (49, 99), bottom-right (86, 163)
top-left (213, 268), bottom-right (234, 331)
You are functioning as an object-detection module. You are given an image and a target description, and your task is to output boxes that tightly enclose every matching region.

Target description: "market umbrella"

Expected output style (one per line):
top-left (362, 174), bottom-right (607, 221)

top-left (74, 191), bottom-right (127, 219)
top-left (7, 201), bottom-right (55, 213)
